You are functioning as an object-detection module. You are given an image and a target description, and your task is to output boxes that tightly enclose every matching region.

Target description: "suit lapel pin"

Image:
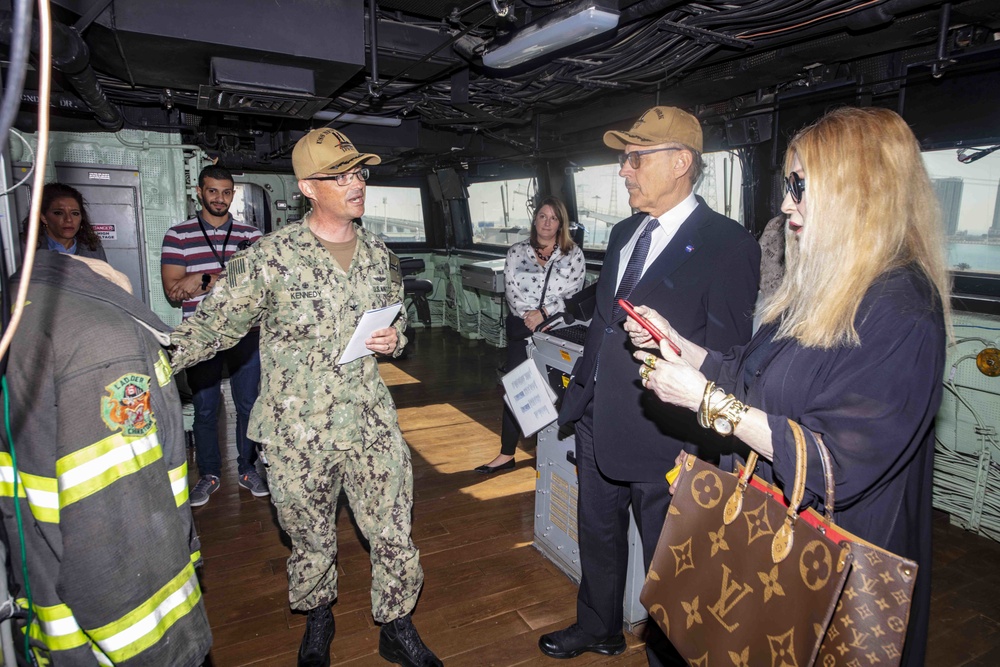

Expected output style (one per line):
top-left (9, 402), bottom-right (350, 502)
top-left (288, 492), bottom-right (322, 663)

top-left (685, 245), bottom-right (694, 253)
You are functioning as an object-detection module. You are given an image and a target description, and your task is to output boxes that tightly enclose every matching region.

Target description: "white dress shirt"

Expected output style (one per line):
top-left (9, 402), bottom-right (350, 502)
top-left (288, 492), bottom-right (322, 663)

top-left (615, 192), bottom-right (699, 291)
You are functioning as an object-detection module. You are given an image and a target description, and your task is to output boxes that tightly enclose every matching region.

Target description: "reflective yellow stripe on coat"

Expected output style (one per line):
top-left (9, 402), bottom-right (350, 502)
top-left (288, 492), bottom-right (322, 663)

top-left (0, 453), bottom-right (59, 523)
top-left (56, 429), bottom-right (161, 508)
top-left (89, 563), bottom-right (202, 662)
top-left (168, 461), bottom-right (189, 506)
top-left (17, 598), bottom-right (113, 664)
top-left (19, 564), bottom-right (202, 664)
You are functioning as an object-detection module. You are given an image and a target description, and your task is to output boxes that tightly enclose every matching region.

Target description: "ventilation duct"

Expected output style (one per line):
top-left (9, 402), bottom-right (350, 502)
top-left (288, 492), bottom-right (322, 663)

top-left (0, 11), bottom-right (123, 130)
top-left (196, 58), bottom-right (331, 119)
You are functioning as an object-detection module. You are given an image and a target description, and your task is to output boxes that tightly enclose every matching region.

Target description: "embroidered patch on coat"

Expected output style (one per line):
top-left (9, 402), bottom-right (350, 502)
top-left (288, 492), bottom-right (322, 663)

top-left (101, 373), bottom-right (156, 436)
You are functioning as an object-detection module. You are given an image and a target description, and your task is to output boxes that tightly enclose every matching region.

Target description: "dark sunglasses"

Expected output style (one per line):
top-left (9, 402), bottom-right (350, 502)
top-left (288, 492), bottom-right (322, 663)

top-left (617, 147), bottom-right (682, 170)
top-left (785, 172), bottom-right (805, 203)
top-left (307, 167), bottom-right (369, 186)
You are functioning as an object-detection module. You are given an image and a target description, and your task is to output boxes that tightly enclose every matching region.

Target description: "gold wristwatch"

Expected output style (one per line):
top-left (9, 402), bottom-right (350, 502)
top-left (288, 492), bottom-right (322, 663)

top-left (711, 397), bottom-right (750, 436)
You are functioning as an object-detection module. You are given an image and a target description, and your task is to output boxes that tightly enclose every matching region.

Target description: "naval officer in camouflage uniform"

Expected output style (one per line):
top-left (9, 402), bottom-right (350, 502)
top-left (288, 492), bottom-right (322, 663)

top-left (169, 128), bottom-right (442, 667)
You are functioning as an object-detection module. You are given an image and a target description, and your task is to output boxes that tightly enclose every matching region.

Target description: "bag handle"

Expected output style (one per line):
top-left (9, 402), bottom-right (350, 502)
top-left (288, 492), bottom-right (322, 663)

top-left (722, 418), bottom-right (811, 563)
top-left (813, 432), bottom-right (836, 519)
top-left (770, 420), bottom-right (812, 562)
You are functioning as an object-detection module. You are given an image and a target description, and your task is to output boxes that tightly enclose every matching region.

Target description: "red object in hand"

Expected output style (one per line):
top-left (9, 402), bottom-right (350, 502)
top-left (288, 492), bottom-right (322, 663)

top-left (619, 299), bottom-right (682, 356)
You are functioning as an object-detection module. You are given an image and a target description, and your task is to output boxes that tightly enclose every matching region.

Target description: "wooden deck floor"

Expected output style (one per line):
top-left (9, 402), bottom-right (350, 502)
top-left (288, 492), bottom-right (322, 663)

top-left (191, 327), bottom-right (1000, 666)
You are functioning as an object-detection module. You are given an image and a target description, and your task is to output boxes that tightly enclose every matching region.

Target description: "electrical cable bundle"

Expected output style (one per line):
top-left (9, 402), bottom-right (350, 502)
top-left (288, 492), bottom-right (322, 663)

top-left (0, 0), bottom-right (53, 663)
top-left (932, 337), bottom-right (1000, 542)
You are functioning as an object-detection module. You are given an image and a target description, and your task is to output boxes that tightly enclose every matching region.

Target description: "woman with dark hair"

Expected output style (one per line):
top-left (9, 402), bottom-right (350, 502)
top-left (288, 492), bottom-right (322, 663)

top-left (475, 195), bottom-right (586, 473)
top-left (627, 107), bottom-right (950, 666)
top-left (25, 182), bottom-right (107, 261)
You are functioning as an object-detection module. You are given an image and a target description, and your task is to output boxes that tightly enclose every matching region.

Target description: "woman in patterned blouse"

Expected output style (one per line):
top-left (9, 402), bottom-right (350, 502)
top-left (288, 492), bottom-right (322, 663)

top-left (475, 196), bottom-right (587, 473)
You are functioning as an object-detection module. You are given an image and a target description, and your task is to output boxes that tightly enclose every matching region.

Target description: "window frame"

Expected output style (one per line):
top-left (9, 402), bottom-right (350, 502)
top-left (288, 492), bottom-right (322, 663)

top-left (365, 175), bottom-right (434, 252)
top-left (466, 171), bottom-right (539, 254)
top-left (920, 144), bottom-right (1000, 313)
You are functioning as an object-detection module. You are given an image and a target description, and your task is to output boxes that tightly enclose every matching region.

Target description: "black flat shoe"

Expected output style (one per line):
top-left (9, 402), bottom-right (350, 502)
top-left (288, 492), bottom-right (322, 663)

top-left (473, 459), bottom-right (516, 474)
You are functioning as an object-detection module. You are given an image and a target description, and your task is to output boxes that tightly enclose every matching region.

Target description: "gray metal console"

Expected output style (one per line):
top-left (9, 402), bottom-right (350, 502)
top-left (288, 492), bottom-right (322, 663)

top-left (530, 327), bottom-right (649, 630)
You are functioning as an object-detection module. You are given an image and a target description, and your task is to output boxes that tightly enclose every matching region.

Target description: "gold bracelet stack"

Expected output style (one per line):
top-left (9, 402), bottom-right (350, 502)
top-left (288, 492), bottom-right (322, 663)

top-left (697, 381), bottom-right (750, 436)
top-left (697, 381), bottom-right (717, 429)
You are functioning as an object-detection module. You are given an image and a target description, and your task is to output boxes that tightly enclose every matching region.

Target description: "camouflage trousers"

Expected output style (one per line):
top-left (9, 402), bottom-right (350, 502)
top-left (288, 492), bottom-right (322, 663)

top-left (267, 428), bottom-right (423, 621)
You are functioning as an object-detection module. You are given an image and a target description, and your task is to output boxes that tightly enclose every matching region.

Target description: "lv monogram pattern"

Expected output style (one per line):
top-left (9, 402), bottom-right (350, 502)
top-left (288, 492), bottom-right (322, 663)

top-left (814, 538), bottom-right (917, 667)
top-left (641, 456), bottom-right (852, 667)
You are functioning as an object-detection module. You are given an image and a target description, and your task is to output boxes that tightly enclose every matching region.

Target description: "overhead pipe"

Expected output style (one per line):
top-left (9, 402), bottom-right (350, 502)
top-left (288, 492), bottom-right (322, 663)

top-left (623, 0), bottom-right (942, 43)
top-left (0, 11), bottom-right (123, 131)
top-left (368, 0), bottom-right (381, 98)
top-left (931, 2), bottom-right (953, 79)
top-left (741, 0), bottom-right (942, 43)
top-left (0, 0), bottom-right (32, 150)
top-left (843, 0), bottom-right (942, 31)
top-left (620, 0), bottom-right (688, 25)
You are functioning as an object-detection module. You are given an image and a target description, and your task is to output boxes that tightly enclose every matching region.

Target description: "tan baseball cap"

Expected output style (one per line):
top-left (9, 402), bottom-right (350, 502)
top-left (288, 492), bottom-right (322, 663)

top-left (292, 128), bottom-right (382, 180)
top-left (603, 106), bottom-right (703, 153)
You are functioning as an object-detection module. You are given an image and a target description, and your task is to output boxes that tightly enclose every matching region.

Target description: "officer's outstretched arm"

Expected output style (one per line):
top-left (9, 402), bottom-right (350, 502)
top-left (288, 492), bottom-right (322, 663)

top-left (170, 246), bottom-right (267, 370)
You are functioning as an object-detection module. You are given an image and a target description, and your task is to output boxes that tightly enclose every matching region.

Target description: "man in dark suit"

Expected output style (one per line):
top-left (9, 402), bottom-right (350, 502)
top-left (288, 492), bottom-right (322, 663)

top-left (538, 107), bottom-right (760, 665)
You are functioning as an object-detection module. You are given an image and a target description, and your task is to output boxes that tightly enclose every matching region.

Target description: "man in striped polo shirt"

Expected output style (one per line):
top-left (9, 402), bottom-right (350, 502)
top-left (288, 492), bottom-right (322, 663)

top-left (161, 164), bottom-right (268, 506)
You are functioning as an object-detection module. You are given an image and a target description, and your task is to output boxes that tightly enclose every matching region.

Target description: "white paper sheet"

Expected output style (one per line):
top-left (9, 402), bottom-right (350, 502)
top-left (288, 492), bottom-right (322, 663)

top-left (501, 358), bottom-right (559, 437)
top-left (337, 302), bottom-right (403, 365)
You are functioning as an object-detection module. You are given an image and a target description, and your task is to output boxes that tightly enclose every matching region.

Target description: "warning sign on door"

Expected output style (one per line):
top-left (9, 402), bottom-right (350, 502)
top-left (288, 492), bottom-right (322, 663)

top-left (92, 224), bottom-right (117, 241)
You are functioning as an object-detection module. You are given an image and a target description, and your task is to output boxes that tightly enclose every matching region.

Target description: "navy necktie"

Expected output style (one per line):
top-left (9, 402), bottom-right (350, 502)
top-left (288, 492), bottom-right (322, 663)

top-left (610, 217), bottom-right (660, 321)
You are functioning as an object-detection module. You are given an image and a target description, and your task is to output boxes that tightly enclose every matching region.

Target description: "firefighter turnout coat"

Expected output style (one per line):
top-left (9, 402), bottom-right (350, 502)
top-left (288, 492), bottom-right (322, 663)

top-left (0, 252), bottom-right (211, 666)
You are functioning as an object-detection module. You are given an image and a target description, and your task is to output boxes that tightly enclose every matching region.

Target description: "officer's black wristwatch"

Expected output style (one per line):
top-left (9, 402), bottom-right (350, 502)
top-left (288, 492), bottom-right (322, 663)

top-left (201, 273), bottom-right (211, 290)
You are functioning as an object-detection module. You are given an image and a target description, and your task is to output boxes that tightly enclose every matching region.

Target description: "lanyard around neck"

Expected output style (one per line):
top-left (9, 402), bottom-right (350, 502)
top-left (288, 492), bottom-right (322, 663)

top-left (197, 215), bottom-right (233, 269)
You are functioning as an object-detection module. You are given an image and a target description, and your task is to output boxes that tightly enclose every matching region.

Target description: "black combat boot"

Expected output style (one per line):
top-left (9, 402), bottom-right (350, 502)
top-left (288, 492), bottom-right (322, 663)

top-left (378, 614), bottom-right (443, 667)
top-left (298, 605), bottom-right (335, 667)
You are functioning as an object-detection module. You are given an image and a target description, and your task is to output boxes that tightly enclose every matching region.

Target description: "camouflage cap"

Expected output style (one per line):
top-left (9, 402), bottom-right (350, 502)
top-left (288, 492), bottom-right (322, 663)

top-left (292, 128), bottom-right (382, 180)
top-left (603, 106), bottom-right (703, 152)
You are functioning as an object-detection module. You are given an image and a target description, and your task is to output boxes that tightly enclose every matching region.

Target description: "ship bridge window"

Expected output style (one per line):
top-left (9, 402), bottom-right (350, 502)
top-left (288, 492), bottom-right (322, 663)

top-left (573, 151), bottom-right (744, 252)
top-left (469, 177), bottom-right (537, 247)
top-left (363, 185), bottom-right (426, 243)
top-left (924, 148), bottom-right (1000, 277)
top-left (232, 182), bottom-right (271, 234)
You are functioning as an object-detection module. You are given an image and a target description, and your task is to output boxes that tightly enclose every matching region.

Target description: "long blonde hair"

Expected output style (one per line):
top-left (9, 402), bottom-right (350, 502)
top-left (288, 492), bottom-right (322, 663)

top-left (758, 107), bottom-right (951, 348)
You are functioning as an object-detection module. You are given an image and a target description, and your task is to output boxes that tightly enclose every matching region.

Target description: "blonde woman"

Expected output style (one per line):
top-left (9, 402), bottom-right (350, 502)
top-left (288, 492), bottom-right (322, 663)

top-left (627, 107), bottom-right (949, 667)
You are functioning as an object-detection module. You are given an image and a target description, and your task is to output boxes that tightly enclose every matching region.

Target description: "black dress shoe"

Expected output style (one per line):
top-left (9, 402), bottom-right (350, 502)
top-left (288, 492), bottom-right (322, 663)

top-left (538, 623), bottom-right (626, 659)
top-left (379, 614), bottom-right (442, 667)
top-left (473, 459), bottom-right (516, 474)
top-left (298, 606), bottom-right (335, 667)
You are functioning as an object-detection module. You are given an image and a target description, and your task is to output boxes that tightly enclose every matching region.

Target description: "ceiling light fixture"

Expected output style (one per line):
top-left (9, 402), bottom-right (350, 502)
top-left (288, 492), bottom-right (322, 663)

top-left (482, 0), bottom-right (619, 69)
top-left (313, 110), bottom-right (402, 127)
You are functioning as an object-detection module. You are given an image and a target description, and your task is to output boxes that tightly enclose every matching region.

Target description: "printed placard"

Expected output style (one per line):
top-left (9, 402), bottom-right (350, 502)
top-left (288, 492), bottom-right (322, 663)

top-left (501, 358), bottom-right (558, 437)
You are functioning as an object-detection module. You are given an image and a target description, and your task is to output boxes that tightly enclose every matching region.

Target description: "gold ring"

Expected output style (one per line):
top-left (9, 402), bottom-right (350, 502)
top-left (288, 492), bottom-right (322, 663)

top-left (643, 354), bottom-right (658, 369)
top-left (640, 366), bottom-right (652, 381)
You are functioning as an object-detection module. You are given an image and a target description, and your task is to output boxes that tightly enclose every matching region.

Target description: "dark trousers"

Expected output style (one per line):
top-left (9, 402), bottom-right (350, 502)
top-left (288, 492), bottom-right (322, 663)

top-left (574, 401), bottom-right (684, 667)
top-left (499, 337), bottom-right (529, 455)
top-left (187, 329), bottom-right (261, 477)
